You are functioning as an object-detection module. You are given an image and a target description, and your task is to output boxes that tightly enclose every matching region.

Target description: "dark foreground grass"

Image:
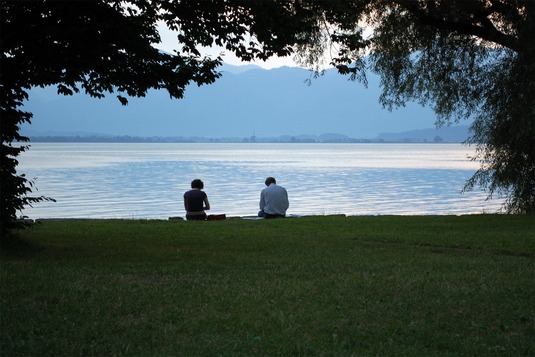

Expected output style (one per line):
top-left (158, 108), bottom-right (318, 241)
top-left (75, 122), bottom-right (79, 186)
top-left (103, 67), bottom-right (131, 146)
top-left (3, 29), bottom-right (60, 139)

top-left (1, 215), bottom-right (534, 356)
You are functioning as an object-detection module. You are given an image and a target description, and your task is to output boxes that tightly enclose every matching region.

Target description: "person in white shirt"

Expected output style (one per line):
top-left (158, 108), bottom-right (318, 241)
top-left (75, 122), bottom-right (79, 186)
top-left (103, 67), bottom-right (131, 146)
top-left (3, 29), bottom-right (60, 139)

top-left (258, 177), bottom-right (289, 218)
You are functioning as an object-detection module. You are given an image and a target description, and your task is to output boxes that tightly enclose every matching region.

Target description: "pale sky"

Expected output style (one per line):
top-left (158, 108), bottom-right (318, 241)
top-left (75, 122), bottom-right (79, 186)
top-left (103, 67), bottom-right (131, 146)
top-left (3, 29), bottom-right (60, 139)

top-left (153, 21), bottom-right (299, 69)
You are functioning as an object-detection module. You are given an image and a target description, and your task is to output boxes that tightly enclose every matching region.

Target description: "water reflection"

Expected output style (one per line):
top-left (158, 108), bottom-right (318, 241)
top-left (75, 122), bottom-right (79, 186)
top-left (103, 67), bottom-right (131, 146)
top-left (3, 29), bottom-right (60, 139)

top-left (18, 143), bottom-right (503, 218)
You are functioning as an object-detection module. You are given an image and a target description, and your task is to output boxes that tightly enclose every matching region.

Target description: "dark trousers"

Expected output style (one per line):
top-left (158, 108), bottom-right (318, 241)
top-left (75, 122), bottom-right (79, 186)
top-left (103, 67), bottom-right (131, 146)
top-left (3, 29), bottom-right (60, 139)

top-left (258, 210), bottom-right (285, 219)
top-left (186, 213), bottom-right (207, 221)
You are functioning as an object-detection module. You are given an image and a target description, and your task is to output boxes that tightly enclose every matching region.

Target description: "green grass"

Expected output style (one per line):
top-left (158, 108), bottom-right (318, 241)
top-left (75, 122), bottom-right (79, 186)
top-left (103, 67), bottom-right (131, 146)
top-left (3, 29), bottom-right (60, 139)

top-left (1, 215), bottom-right (534, 356)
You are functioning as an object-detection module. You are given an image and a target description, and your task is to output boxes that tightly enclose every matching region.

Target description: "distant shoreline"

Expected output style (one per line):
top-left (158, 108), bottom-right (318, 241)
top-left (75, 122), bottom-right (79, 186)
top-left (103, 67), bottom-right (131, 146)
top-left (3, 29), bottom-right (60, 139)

top-left (23, 135), bottom-right (463, 144)
top-left (21, 125), bottom-right (470, 143)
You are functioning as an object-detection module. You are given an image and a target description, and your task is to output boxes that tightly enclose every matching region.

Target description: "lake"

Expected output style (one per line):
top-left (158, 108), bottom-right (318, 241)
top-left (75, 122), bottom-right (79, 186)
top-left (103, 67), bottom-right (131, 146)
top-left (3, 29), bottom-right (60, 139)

top-left (17, 143), bottom-right (504, 219)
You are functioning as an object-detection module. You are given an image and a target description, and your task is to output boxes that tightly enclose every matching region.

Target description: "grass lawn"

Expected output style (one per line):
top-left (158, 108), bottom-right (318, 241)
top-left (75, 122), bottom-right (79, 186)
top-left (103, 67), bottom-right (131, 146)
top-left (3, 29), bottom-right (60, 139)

top-left (1, 215), bottom-right (534, 356)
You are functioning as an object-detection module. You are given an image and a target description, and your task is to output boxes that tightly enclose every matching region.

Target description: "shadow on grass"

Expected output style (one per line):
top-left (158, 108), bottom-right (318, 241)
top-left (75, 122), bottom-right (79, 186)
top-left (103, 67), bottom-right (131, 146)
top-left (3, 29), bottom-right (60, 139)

top-left (0, 229), bottom-right (44, 259)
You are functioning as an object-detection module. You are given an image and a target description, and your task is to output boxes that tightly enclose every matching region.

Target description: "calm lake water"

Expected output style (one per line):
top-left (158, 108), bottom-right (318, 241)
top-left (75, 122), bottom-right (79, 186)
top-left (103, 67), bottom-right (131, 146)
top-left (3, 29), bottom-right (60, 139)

top-left (17, 143), bottom-right (504, 219)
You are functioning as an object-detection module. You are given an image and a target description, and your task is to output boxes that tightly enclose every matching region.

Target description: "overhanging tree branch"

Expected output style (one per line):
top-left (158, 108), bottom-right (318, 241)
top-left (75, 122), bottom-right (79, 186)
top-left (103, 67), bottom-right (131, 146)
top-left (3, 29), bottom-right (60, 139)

top-left (395, 0), bottom-right (521, 52)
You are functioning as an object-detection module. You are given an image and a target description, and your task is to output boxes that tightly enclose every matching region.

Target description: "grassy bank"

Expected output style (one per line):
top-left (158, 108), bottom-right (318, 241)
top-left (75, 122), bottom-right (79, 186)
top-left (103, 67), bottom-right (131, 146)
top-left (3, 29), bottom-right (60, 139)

top-left (1, 215), bottom-right (534, 356)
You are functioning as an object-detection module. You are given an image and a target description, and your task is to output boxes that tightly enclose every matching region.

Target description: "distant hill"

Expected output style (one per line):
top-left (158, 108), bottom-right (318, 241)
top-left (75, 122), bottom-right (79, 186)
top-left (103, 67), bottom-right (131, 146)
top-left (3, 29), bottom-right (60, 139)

top-left (377, 126), bottom-right (471, 143)
top-left (220, 63), bottom-right (265, 74)
top-left (20, 63), bottom-right (472, 140)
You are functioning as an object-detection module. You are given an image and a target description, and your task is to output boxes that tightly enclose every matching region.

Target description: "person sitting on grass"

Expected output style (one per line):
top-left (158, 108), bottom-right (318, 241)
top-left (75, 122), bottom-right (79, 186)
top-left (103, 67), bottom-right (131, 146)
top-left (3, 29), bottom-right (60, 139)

top-left (258, 176), bottom-right (289, 218)
top-left (184, 179), bottom-right (210, 221)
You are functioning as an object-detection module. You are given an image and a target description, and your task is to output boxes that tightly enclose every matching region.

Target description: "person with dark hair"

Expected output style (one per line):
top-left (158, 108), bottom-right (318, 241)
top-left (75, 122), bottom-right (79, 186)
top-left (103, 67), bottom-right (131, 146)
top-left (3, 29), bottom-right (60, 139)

top-left (184, 179), bottom-right (210, 220)
top-left (258, 176), bottom-right (289, 218)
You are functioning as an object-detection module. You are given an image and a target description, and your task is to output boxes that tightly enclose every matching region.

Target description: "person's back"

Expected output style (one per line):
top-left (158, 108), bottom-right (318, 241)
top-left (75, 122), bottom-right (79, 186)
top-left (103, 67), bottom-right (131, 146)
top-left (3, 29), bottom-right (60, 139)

top-left (183, 189), bottom-right (206, 212)
top-left (184, 179), bottom-right (210, 220)
top-left (258, 177), bottom-right (289, 218)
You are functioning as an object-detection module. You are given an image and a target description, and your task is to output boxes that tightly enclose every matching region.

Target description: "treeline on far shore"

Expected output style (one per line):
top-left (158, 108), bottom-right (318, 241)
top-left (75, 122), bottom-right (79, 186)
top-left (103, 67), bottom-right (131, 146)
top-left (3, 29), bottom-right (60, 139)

top-left (25, 135), bottom-right (458, 144)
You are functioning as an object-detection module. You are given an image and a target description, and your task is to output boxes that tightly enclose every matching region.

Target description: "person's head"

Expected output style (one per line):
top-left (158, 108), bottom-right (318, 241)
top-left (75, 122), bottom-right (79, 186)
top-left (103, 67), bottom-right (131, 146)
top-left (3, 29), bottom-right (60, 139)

top-left (265, 177), bottom-right (276, 186)
top-left (191, 179), bottom-right (204, 189)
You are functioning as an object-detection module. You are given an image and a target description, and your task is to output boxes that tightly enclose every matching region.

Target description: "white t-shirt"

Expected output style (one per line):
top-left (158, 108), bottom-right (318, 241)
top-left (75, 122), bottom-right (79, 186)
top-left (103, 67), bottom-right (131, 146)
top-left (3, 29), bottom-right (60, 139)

top-left (259, 183), bottom-right (289, 215)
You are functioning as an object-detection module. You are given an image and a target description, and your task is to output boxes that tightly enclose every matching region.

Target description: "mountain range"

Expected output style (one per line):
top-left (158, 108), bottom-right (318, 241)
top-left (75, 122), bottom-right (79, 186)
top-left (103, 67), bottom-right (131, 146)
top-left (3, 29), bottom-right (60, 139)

top-left (20, 63), bottom-right (472, 142)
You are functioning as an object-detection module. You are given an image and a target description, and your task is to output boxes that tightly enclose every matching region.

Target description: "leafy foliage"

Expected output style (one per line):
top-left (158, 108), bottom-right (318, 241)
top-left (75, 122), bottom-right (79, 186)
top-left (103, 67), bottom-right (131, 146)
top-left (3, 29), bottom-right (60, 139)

top-left (294, 0), bottom-right (535, 212)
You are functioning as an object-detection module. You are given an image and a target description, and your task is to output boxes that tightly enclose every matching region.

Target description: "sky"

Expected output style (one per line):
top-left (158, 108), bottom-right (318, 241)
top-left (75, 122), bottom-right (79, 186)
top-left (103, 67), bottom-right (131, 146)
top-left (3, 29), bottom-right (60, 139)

top-left (153, 21), bottom-right (299, 69)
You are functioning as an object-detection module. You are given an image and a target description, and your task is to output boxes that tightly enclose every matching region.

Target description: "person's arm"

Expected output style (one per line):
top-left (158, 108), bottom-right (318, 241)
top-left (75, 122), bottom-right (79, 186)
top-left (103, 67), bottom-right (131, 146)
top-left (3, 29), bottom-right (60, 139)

top-left (259, 191), bottom-right (265, 210)
top-left (203, 196), bottom-right (210, 211)
top-left (184, 196), bottom-right (188, 211)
